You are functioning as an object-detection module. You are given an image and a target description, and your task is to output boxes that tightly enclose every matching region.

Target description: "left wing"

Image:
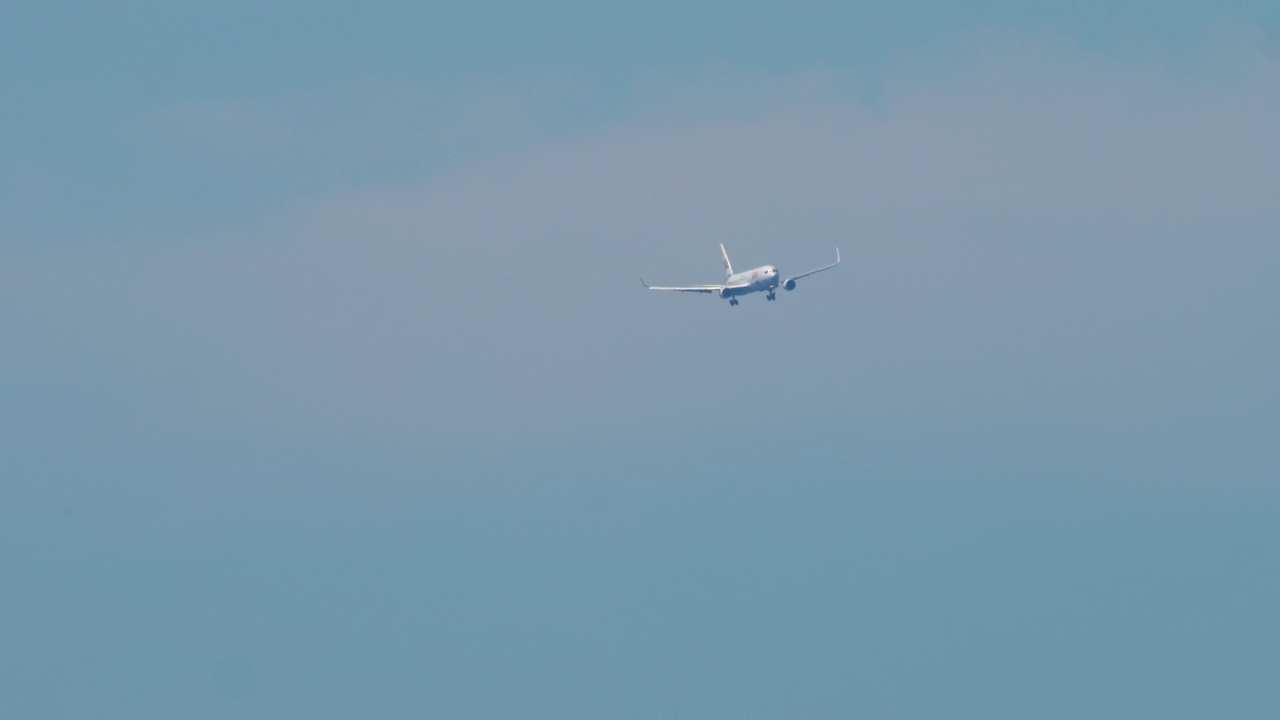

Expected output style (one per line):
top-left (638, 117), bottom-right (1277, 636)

top-left (788, 245), bottom-right (839, 280)
top-left (778, 245), bottom-right (839, 285)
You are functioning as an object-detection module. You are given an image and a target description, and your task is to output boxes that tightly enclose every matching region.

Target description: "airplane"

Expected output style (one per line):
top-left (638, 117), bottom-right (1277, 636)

top-left (641, 244), bottom-right (840, 306)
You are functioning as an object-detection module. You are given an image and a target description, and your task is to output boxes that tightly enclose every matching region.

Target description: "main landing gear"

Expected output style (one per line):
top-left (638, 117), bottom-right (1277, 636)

top-left (766, 290), bottom-right (777, 301)
top-left (728, 298), bottom-right (740, 306)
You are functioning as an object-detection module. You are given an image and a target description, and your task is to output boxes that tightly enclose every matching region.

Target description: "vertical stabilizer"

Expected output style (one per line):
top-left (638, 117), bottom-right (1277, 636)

top-left (720, 243), bottom-right (734, 279)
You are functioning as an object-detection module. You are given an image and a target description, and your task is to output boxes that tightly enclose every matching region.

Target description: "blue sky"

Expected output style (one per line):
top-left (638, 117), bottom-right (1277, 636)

top-left (3, 3), bottom-right (1279, 718)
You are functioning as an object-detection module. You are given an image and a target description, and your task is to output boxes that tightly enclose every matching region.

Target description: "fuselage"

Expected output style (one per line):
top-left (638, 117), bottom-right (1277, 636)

top-left (726, 265), bottom-right (779, 296)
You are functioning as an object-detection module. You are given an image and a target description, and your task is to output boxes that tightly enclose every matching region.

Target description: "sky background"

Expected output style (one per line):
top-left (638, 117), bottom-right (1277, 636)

top-left (2, 2), bottom-right (1279, 718)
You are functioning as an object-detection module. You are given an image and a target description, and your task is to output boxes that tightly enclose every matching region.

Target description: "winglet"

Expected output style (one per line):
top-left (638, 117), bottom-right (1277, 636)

top-left (640, 277), bottom-right (650, 289)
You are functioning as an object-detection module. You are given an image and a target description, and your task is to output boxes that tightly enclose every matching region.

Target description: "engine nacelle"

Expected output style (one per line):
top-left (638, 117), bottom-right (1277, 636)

top-left (783, 278), bottom-right (797, 291)
top-left (718, 287), bottom-right (732, 299)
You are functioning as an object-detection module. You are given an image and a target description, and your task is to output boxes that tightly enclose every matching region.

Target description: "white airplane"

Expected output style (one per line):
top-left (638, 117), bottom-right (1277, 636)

top-left (642, 244), bottom-right (841, 306)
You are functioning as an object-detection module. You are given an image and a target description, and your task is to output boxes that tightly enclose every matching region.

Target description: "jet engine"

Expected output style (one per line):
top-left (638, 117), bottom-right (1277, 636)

top-left (782, 278), bottom-right (797, 291)
top-left (718, 287), bottom-right (733, 299)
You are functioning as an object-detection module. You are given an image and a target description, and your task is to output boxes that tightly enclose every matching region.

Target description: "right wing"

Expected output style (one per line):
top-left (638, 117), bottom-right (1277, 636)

top-left (640, 278), bottom-right (724, 293)
top-left (641, 278), bottom-right (752, 294)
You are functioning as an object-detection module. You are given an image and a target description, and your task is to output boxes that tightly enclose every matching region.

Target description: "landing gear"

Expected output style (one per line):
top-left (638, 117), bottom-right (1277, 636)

top-left (728, 298), bottom-right (739, 306)
top-left (766, 290), bottom-right (777, 301)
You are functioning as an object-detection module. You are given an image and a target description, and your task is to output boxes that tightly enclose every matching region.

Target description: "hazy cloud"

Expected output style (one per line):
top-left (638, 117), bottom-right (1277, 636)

top-left (5, 39), bottom-right (1278, 503)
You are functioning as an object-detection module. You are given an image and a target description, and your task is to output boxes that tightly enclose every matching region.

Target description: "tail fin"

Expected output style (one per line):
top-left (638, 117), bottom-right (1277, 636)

top-left (720, 243), bottom-right (734, 279)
